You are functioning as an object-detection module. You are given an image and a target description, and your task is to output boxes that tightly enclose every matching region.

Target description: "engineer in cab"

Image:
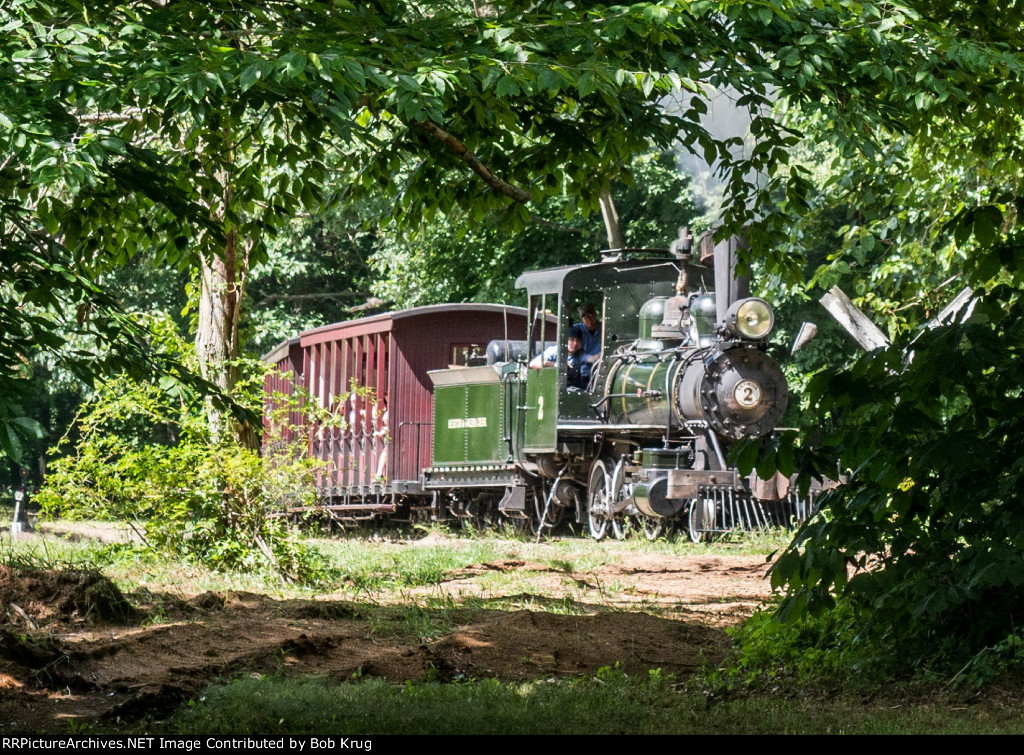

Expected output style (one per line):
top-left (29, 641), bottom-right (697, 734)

top-left (570, 303), bottom-right (601, 387)
top-left (529, 333), bottom-right (585, 389)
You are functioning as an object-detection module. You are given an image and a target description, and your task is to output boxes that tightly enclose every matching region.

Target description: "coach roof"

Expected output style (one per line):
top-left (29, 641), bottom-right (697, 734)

top-left (261, 303), bottom-right (530, 362)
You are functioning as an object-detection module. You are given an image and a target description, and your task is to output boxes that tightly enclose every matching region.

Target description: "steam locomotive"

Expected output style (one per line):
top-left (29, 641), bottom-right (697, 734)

top-left (262, 231), bottom-right (815, 541)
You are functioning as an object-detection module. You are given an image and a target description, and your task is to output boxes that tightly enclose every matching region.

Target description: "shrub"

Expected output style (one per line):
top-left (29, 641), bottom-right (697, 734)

top-left (36, 321), bottom-right (330, 584)
top-left (770, 285), bottom-right (1024, 679)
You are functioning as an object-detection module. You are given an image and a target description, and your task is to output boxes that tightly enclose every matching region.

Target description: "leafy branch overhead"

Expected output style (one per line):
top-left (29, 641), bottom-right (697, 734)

top-left (0, 0), bottom-right (784, 452)
top-left (6, 0), bottom-right (978, 272)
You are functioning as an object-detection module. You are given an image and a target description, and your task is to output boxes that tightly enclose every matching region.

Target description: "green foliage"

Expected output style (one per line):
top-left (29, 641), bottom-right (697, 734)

top-left (766, 133), bottom-right (1024, 666)
top-left (245, 203), bottom-right (381, 356)
top-left (36, 321), bottom-right (328, 583)
top-left (725, 602), bottom-right (1024, 690)
top-left (371, 151), bottom-right (699, 307)
top-left (721, 605), bottom-right (883, 689)
top-left (773, 281), bottom-right (1024, 669)
top-left (0, 231), bottom-right (195, 464)
top-left (733, 0), bottom-right (1024, 681)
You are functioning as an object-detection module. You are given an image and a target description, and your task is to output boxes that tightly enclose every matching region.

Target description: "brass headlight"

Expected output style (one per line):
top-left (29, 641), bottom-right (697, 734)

top-left (726, 298), bottom-right (774, 340)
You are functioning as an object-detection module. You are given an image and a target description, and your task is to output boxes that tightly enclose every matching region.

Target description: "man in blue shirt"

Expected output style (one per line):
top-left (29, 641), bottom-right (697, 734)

top-left (569, 303), bottom-right (602, 386)
top-left (530, 333), bottom-right (584, 389)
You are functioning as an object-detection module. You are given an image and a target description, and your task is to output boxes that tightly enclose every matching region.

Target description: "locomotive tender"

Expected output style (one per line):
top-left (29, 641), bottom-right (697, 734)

top-left (263, 232), bottom-right (815, 540)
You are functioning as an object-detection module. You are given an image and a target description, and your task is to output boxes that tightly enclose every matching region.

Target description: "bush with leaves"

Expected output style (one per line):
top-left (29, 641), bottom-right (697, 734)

top-left (769, 278), bottom-right (1024, 678)
top-left (738, 3), bottom-right (1024, 680)
top-left (37, 318), bottom-right (330, 584)
top-left (752, 125), bottom-right (1024, 679)
top-left (714, 604), bottom-right (883, 691)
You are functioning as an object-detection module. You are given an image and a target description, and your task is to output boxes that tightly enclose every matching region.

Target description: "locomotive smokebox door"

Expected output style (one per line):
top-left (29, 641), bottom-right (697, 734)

top-left (677, 347), bottom-right (789, 440)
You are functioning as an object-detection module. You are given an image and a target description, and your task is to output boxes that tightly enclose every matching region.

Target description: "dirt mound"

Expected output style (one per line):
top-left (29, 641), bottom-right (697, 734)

top-left (447, 559), bottom-right (556, 579)
top-left (0, 545), bottom-right (775, 733)
top-left (0, 565), bottom-right (141, 627)
top-left (427, 609), bottom-right (727, 680)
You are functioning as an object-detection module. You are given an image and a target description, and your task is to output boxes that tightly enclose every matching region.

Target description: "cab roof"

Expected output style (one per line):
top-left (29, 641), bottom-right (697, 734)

top-left (514, 252), bottom-right (710, 297)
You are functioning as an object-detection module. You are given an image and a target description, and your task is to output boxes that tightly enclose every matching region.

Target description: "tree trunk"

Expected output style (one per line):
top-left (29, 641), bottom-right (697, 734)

top-left (193, 119), bottom-right (258, 450)
top-left (195, 228), bottom-right (257, 449)
top-left (599, 189), bottom-right (624, 249)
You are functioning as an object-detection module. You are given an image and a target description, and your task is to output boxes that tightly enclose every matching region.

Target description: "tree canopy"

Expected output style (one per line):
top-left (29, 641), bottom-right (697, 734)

top-left (6, 0), bottom-right (1024, 675)
top-left (0, 0), bottom-right (786, 445)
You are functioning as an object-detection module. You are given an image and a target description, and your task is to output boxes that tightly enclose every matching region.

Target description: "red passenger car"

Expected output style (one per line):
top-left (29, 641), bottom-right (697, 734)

top-left (262, 303), bottom-right (531, 517)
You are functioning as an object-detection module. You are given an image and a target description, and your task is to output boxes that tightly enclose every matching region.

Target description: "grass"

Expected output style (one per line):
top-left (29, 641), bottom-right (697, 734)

top-left (158, 671), bottom-right (1024, 735)
top-left (313, 535), bottom-right (510, 594)
top-left (0, 531), bottom-right (111, 571)
top-left (1, 522), bottom-right (317, 599)
top-left (11, 518), bottom-right (1024, 735)
top-left (2, 517), bottom-right (789, 608)
top-left (364, 600), bottom-right (460, 642)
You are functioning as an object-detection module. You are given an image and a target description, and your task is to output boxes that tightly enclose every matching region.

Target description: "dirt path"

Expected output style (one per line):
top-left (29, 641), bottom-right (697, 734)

top-left (0, 531), bottom-right (776, 733)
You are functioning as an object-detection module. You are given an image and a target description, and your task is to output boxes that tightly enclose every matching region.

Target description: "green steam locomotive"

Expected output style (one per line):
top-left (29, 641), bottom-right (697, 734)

top-left (421, 233), bottom-right (809, 541)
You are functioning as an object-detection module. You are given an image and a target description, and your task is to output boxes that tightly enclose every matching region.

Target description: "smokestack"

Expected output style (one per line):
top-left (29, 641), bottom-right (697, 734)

top-left (698, 230), bottom-right (750, 326)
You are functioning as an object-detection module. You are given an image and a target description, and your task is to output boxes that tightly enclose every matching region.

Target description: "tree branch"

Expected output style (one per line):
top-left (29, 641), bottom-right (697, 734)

top-left (413, 119), bottom-right (531, 204)
top-left (345, 296), bottom-right (388, 314)
top-left (599, 189), bottom-right (624, 248)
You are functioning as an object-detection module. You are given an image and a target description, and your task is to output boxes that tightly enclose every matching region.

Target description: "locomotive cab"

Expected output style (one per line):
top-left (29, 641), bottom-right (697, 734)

top-left (515, 254), bottom-right (695, 437)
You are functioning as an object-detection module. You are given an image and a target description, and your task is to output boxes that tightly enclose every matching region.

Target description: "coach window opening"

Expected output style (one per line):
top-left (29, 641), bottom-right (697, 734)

top-left (450, 343), bottom-right (485, 367)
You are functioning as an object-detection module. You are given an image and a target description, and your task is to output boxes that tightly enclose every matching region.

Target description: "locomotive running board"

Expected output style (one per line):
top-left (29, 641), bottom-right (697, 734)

top-left (558, 423), bottom-right (667, 432)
